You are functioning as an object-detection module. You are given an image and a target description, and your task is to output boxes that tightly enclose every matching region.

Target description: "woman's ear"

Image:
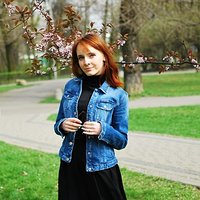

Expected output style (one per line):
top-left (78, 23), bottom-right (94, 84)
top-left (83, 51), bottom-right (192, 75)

top-left (103, 54), bottom-right (106, 62)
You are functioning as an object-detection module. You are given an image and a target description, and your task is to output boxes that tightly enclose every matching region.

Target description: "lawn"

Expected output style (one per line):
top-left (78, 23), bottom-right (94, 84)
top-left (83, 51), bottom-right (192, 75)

top-left (1, 141), bottom-right (200, 200)
top-left (1, 72), bottom-right (200, 96)
top-left (48, 104), bottom-right (200, 139)
top-left (0, 84), bottom-right (27, 93)
top-left (1, 72), bottom-right (200, 199)
top-left (129, 105), bottom-right (200, 139)
top-left (135, 72), bottom-right (200, 97)
top-left (40, 96), bottom-right (60, 103)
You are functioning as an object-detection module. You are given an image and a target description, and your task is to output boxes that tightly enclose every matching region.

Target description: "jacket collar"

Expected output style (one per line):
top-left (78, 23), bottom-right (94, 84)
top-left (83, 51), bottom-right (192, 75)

top-left (77, 77), bottom-right (109, 94)
top-left (99, 81), bottom-right (109, 94)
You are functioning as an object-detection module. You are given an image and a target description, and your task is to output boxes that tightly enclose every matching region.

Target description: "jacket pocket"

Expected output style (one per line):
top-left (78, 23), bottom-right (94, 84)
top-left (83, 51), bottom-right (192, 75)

top-left (96, 99), bottom-right (116, 122)
top-left (63, 91), bottom-right (76, 117)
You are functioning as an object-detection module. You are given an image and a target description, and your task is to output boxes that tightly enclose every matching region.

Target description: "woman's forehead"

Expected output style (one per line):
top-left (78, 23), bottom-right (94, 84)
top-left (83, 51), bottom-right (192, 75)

top-left (76, 43), bottom-right (99, 54)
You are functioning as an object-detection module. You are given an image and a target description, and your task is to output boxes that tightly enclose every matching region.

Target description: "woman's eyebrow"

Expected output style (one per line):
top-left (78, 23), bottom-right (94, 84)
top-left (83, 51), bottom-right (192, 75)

top-left (77, 54), bottom-right (84, 57)
top-left (77, 51), bottom-right (94, 57)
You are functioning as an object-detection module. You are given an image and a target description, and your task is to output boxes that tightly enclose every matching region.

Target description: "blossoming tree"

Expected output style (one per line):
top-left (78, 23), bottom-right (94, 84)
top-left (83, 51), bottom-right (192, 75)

top-left (3, 0), bottom-right (200, 95)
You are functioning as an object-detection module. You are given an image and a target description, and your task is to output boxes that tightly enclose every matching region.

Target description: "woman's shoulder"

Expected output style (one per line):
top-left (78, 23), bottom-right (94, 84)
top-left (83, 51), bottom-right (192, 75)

top-left (105, 85), bottom-right (128, 104)
top-left (109, 85), bottom-right (128, 96)
top-left (65, 77), bottom-right (81, 85)
top-left (64, 77), bottom-right (81, 90)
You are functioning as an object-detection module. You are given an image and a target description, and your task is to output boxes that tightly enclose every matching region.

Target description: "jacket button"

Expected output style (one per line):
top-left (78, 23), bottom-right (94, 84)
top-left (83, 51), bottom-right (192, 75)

top-left (69, 142), bottom-right (73, 146)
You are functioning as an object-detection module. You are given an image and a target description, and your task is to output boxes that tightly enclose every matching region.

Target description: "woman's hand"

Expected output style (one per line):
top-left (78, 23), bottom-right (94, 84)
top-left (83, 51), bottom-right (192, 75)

top-left (82, 121), bottom-right (101, 135)
top-left (61, 118), bottom-right (82, 133)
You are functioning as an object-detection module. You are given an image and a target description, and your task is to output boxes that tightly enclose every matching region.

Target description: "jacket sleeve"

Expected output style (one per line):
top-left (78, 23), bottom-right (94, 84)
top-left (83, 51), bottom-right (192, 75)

top-left (98, 91), bottom-right (129, 150)
top-left (54, 84), bottom-right (68, 137)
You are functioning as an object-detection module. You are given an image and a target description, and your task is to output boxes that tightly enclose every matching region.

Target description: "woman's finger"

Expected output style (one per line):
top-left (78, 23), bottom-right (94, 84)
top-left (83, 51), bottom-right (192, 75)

top-left (82, 121), bottom-right (101, 135)
top-left (62, 118), bottom-right (82, 132)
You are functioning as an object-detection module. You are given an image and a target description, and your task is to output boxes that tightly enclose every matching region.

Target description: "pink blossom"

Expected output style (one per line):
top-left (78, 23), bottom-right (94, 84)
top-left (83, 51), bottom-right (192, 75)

top-left (4, 4), bottom-right (16, 16)
top-left (136, 56), bottom-right (145, 63)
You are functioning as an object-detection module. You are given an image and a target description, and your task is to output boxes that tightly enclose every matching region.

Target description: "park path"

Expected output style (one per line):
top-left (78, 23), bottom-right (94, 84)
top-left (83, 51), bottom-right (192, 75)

top-left (0, 79), bottom-right (200, 187)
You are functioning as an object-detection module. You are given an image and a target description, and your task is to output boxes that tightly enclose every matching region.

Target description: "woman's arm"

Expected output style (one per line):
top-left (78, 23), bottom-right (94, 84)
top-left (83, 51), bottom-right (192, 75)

top-left (98, 91), bottom-right (129, 150)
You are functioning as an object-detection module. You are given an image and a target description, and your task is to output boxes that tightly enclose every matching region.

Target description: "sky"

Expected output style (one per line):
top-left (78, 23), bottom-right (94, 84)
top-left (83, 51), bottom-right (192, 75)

top-left (45, 0), bottom-right (119, 29)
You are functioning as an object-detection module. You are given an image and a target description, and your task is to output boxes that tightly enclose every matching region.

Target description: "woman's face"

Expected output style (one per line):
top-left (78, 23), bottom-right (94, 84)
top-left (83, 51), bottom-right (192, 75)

top-left (76, 43), bottom-right (105, 76)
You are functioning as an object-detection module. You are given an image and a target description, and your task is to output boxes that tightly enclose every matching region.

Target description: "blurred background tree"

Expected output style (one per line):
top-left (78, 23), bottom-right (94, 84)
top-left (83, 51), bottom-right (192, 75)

top-left (119, 0), bottom-right (200, 95)
top-left (1, 0), bottom-right (200, 95)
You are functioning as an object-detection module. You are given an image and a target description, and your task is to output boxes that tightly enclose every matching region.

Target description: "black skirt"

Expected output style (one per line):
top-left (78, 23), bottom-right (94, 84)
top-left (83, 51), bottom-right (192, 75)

top-left (58, 131), bottom-right (127, 200)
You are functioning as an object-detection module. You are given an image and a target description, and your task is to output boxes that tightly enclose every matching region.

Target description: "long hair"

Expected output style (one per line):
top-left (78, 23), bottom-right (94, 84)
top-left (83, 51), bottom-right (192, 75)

top-left (71, 33), bottom-right (123, 88)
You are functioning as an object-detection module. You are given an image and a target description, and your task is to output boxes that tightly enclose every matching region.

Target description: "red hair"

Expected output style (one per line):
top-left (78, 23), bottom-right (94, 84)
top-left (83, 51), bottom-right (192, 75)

top-left (71, 33), bottom-right (123, 88)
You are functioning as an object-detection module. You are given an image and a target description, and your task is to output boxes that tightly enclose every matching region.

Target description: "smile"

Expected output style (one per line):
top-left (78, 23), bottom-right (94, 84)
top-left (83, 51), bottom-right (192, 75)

top-left (84, 67), bottom-right (93, 72)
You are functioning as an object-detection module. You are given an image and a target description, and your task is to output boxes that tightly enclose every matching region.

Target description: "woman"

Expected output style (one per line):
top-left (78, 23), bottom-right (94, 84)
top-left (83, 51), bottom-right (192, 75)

top-left (54, 33), bottom-right (129, 200)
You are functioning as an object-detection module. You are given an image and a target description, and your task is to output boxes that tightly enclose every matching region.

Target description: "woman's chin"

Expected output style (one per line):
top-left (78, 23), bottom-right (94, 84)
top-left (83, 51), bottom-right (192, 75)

top-left (84, 71), bottom-right (99, 76)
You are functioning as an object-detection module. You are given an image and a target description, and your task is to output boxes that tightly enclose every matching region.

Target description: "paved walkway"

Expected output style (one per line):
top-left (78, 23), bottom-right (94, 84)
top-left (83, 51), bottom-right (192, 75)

top-left (0, 79), bottom-right (200, 187)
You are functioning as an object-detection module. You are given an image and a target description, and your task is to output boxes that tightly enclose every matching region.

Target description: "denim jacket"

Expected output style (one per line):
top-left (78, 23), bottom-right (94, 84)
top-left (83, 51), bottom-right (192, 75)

top-left (54, 77), bottom-right (129, 172)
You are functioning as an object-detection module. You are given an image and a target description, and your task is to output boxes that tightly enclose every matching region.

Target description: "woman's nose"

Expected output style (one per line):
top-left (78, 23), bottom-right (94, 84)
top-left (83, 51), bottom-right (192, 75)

top-left (84, 57), bottom-right (90, 65)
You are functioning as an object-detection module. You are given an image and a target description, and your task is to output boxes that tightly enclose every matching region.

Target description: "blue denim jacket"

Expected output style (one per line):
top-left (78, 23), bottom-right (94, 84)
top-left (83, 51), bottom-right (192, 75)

top-left (54, 78), bottom-right (129, 172)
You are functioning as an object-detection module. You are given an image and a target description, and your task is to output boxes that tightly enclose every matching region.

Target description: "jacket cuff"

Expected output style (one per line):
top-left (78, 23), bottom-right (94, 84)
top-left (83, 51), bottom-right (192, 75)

top-left (98, 121), bottom-right (109, 143)
top-left (55, 118), bottom-right (67, 138)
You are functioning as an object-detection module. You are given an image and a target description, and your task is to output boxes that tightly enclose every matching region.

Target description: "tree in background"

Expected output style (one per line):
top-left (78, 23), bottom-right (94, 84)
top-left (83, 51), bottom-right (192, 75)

top-left (138, 0), bottom-right (200, 62)
top-left (0, 0), bottom-right (41, 73)
top-left (119, 0), bottom-right (200, 95)
top-left (2, 0), bottom-right (199, 94)
top-left (3, 0), bottom-right (127, 75)
top-left (119, 0), bottom-right (154, 94)
top-left (0, 3), bottom-right (7, 72)
top-left (0, 2), bottom-right (22, 72)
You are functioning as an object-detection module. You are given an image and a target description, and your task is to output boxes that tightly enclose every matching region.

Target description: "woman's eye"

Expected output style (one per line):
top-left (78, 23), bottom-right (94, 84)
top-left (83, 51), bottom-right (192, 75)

top-left (89, 53), bottom-right (95, 58)
top-left (78, 56), bottom-right (84, 61)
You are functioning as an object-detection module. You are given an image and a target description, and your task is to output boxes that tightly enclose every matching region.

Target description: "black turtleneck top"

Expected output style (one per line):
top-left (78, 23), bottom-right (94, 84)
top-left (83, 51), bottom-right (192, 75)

top-left (78, 75), bottom-right (104, 123)
top-left (73, 75), bottom-right (104, 164)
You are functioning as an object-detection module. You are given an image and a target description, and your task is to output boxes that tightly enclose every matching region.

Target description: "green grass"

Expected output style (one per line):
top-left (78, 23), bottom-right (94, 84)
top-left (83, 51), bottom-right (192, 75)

top-left (136, 72), bottom-right (200, 97)
top-left (122, 168), bottom-right (200, 200)
top-left (0, 141), bottom-right (58, 200)
top-left (129, 105), bottom-right (200, 138)
top-left (47, 113), bottom-right (57, 121)
top-left (2, 72), bottom-right (200, 97)
top-left (0, 141), bottom-right (200, 200)
top-left (48, 105), bottom-right (200, 139)
top-left (0, 84), bottom-right (27, 93)
top-left (40, 96), bottom-right (60, 103)
top-left (39, 72), bottom-right (200, 104)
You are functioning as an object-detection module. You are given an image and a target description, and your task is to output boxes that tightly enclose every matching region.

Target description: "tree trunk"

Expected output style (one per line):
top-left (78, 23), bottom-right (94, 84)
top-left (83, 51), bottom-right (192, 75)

top-left (102, 0), bottom-right (108, 40)
top-left (124, 65), bottom-right (143, 95)
top-left (5, 42), bottom-right (19, 72)
top-left (0, 3), bottom-right (20, 72)
top-left (119, 0), bottom-right (143, 95)
top-left (0, 29), bottom-right (7, 72)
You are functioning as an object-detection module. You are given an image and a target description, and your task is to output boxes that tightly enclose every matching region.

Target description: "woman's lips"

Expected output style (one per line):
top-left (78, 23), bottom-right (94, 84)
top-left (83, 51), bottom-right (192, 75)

top-left (84, 67), bottom-right (93, 72)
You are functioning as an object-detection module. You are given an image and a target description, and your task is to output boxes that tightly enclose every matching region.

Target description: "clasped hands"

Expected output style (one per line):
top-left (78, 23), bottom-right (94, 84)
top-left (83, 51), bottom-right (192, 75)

top-left (61, 118), bottom-right (101, 135)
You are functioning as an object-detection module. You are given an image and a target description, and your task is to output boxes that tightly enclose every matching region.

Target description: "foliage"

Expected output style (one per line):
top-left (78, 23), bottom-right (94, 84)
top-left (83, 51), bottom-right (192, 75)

top-left (138, 0), bottom-right (200, 59)
top-left (3, 0), bottom-right (127, 75)
top-left (3, 0), bottom-right (200, 76)
top-left (119, 46), bottom-right (200, 74)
